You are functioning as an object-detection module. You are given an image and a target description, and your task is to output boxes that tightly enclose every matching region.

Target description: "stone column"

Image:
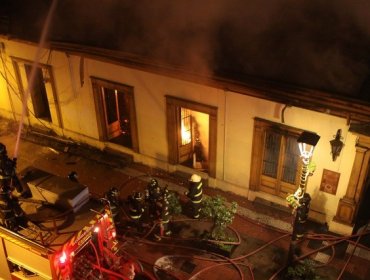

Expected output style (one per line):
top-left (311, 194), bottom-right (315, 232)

top-left (334, 145), bottom-right (370, 225)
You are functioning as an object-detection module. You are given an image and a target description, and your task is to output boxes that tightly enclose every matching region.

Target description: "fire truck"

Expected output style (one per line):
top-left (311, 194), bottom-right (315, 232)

top-left (0, 167), bottom-right (148, 280)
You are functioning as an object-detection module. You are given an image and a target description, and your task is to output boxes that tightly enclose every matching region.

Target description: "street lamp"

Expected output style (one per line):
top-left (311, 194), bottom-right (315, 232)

top-left (330, 129), bottom-right (344, 161)
top-left (287, 131), bottom-right (320, 264)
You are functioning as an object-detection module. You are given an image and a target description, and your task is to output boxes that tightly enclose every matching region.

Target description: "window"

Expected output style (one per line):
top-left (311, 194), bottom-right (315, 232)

top-left (12, 57), bottom-right (62, 127)
top-left (166, 96), bottom-right (217, 177)
top-left (181, 108), bottom-right (192, 146)
top-left (250, 118), bottom-right (302, 198)
top-left (91, 77), bottom-right (139, 152)
top-left (24, 64), bottom-right (51, 121)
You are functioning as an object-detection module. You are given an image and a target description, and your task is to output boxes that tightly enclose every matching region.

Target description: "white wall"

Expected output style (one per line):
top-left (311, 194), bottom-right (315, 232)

top-left (0, 38), bottom-right (358, 232)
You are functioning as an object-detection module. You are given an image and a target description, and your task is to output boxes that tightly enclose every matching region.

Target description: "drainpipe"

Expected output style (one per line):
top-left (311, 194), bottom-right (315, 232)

top-left (281, 104), bottom-right (291, 124)
top-left (0, 43), bottom-right (16, 120)
top-left (222, 89), bottom-right (227, 181)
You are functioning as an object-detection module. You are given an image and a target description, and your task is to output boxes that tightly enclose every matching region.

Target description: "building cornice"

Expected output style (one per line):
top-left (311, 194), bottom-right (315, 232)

top-left (3, 36), bottom-right (370, 123)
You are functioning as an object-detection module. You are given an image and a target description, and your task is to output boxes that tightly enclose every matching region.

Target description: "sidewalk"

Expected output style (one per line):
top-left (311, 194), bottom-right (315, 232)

top-left (1, 117), bottom-right (369, 279)
top-left (8, 118), bottom-right (293, 233)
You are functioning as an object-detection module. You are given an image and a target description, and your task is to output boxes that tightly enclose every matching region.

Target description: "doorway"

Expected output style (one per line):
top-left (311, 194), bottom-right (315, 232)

top-left (179, 107), bottom-right (209, 171)
top-left (166, 95), bottom-right (217, 177)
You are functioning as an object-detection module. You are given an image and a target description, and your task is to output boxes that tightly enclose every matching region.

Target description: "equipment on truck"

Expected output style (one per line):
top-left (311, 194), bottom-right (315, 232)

top-left (0, 143), bottom-right (27, 231)
top-left (0, 167), bottom-right (148, 280)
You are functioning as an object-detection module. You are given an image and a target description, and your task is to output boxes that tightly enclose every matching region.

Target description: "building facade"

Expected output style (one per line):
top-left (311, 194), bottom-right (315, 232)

top-left (1, 37), bottom-right (369, 235)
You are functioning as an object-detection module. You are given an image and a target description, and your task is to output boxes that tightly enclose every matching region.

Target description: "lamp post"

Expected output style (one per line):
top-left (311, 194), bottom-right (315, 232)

top-left (287, 131), bottom-right (320, 264)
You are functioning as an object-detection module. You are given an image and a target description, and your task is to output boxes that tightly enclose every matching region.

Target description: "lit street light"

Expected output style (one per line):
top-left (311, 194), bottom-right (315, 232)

top-left (287, 131), bottom-right (320, 264)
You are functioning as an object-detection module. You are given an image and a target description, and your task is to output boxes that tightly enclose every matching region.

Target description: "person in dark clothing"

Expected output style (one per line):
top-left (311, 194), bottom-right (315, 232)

top-left (104, 187), bottom-right (122, 226)
top-left (154, 188), bottom-right (171, 241)
top-left (127, 191), bottom-right (145, 225)
top-left (0, 143), bottom-right (27, 231)
top-left (146, 179), bottom-right (163, 219)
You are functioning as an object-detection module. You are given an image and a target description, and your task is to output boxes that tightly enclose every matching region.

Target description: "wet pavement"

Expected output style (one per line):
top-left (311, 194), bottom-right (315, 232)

top-left (0, 117), bottom-right (369, 280)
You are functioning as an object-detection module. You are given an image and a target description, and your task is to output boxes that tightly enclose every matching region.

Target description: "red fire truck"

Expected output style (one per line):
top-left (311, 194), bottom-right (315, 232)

top-left (0, 167), bottom-right (149, 280)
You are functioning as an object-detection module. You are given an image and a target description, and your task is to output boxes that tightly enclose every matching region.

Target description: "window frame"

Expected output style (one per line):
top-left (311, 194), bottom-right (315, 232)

top-left (91, 77), bottom-right (139, 152)
top-left (11, 56), bottom-right (62, 127)
top-left (250, 118), bottom-right (303, 198)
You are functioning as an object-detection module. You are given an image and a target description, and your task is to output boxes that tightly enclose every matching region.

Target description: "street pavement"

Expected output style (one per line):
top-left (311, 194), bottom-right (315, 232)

top-left (0, 117), bottom-right (369, 279)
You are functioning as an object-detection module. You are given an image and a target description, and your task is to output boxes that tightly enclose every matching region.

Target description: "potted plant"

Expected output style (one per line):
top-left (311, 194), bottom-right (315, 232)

top-left (199, 195), bottom-right (238, 256)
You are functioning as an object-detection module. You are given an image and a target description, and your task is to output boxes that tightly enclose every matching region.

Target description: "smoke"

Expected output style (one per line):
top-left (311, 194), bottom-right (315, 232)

top-left (210, 0), bottom-right (370, 96)
top-left (15, 0), bottom-right (370, 99)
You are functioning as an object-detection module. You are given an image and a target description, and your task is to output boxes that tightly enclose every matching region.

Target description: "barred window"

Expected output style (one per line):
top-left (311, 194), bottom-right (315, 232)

top-left (262, 131), bottom-right (281, 178)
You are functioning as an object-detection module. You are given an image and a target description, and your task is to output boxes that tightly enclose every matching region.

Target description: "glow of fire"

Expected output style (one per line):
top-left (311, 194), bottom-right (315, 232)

top-left (181, 124), bottom-right (191, 144)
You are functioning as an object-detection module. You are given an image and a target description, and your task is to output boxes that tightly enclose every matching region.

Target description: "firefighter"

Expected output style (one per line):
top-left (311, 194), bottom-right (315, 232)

top-left (104, 187), bottom-right (122, 226)
top-left (148, 179), bottom-right (162, 201)
top-left (127, 191), bottom-right (145, 226)
top-left (0, 143), bottom-right (27, 231)
top-left (295, 193), bottom-right (311, 241)
top-left (161, 188), bottom-right (172, 236)
top-left (146, 179), bottom-right (163, 219)
top-left (154, 188), bottom-right (171, 241)
top-left (185, 174), bottom-right (203, 219)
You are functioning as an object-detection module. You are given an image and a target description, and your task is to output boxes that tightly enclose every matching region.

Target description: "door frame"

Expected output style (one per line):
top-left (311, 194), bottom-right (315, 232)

top-left (166, 95), bottom-right (217, 177)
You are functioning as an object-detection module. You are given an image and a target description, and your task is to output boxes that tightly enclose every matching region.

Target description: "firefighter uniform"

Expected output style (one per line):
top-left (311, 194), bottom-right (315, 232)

top-left (127, 192), bottom-right (145, 223)
top-left (186, 174), bottom-right (203, 219)
top-left (161, 189), bottom-right (171, 235)
top-left (146, 179), bottom-right (163, 219)
top-left (0, 143), bottom-right (27, 231)
top-left (294, 193), bottom-right (311, 241)
top-left (155, 189), bottom-right (171, 240)
top-left (105, 187), bottom-right (122, 226)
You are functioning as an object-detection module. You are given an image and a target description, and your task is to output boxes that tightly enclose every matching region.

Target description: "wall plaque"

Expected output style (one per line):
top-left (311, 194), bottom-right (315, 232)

top-left (320, 169), bottom-right (340, 195)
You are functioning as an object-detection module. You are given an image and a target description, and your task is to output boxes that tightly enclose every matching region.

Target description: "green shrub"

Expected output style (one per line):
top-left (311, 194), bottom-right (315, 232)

top-left (167, 190), bottom-right (182, 215)
top-left (285, 259), bottom-right (322, 280)
top-left (200, 195), bottom-right (238, 241)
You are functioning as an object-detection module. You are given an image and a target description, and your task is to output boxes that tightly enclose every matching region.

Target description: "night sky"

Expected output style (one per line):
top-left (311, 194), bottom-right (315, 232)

top-left (4, 0), bottom-right (370, 101)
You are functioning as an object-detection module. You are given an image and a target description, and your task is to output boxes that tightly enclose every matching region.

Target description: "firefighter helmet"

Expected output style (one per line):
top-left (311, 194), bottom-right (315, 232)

top-left (149, 179), bottom-right (159, 188)
top-left (106, 187), bottom-right (120, 201)
top-left (133, 191), bottom-right (143, 201)
top-left (110, 187), bottom-right (119, 196)
top-left (189, 174), bottom-right (201, 183)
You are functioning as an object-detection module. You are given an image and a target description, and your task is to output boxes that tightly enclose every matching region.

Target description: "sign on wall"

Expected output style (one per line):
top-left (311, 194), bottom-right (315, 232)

top-left (320, 169), bottom-right (341, 195)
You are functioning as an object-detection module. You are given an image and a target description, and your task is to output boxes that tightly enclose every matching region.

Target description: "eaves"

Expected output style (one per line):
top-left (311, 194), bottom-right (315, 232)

top-left (4, 36), bottom-right (370, 124)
